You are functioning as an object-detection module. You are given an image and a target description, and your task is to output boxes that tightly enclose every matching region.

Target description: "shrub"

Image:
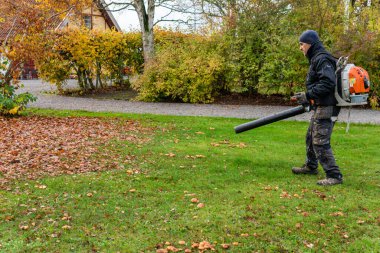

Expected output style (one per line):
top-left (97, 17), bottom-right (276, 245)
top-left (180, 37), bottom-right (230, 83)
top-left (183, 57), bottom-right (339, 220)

top-left (133, 35), bottom-right (229, 103)
top-left (0, 57), bottom-right (36, 116)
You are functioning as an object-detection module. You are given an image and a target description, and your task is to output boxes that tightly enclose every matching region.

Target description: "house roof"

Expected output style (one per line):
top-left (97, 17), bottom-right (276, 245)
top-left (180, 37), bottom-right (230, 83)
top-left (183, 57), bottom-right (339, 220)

top-left (97, 0), bottom-right (122, 32)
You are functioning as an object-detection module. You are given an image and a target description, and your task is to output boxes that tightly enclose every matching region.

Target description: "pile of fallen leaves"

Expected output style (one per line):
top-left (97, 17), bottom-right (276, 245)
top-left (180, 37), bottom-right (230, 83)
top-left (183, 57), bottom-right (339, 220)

top-left (0, 116), bottom-right (149, 189)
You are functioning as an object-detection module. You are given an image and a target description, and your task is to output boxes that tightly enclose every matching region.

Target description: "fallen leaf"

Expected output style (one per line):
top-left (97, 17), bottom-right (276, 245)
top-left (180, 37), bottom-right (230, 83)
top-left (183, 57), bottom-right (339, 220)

top-left (304, 241), bottom-right (314, 248)
top-left (330, 212), bottom-right (344, 217)
top-left (198, 241), bottom-right (214, 250)
top-left (191, 243), bottom-right (199, 248)
top-left (197, 203), bottom-right (205, 208)
top-left (221, 243), bottom-right (230, 249)
top-left (19, 225), bottom-right (29, 230)
top-left (190, 198), bottom-right (199, 203)
top-left (166, 245), bottom-right (179, 252)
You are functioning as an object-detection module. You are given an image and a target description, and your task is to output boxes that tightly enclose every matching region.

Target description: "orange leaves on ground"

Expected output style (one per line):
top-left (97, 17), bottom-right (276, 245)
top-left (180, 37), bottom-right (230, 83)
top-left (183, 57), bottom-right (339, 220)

top-left (0, 116), bottom-right (147, 189)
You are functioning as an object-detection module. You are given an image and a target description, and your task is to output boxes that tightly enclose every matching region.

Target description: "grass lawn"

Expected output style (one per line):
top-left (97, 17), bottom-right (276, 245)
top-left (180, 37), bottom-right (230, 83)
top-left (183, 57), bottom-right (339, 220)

top-left (0, 108), bottom-right (379, 252)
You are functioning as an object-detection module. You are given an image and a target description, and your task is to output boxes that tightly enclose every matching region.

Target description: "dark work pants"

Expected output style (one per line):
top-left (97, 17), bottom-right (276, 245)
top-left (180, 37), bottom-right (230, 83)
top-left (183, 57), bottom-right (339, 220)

top-left (305, 111), bottom-right (343, 180)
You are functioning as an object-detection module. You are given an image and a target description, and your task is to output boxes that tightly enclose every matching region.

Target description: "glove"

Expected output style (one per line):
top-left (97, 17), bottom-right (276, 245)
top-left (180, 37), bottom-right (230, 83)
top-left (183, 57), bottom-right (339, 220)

top-left (292, 92), bottom-right (309, 105)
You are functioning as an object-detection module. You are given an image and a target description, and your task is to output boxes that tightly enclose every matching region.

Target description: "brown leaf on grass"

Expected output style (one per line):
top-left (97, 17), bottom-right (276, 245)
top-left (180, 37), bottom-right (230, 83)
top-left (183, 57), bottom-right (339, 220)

top-left (191, 243), bottom-right (199, 249)
top-left (0, 116), bottom-right (150, 189)
top-left (166, 245), bottom-right (179, 252)
top-left (197, 203), bottom-right (205, 208)
top-left (330, 212), bottom-right (344, 217)
top-left (4, 215), bottom-right (14, 221)
top-left (357, 220), bottom-right (365, 224)
top-left (303, 241), bottom-right (314, 248)
top-left (280, 191), bottom-right (292, 199)
top-left (221, 243), bottom-right (230, 249)
top-left (185, 155), bottom-right (206, 159)
top-left (313, 190), bottom-right (327, 200)
top-left (198, 241), bottom-right (214, 250)
top-left (19, 225), bottom-right (29, 230)
top-left (190, 198), bottom-right (199, 203)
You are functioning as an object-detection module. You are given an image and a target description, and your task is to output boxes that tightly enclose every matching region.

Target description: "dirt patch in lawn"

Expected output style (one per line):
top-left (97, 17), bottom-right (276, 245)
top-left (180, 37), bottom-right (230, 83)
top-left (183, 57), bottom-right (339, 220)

top-left (0, 116), bottom-right (151, 189)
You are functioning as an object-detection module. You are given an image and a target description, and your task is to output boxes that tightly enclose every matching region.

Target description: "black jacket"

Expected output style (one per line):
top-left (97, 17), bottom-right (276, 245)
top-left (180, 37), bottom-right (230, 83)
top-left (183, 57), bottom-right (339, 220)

top-left (305, 42), bottom-right (337, 106)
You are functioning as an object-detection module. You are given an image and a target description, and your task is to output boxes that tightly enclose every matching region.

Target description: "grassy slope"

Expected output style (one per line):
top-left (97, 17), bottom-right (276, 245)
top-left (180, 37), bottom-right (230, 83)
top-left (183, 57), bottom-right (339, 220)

top-left (0, 109), bottom-right (379, 252)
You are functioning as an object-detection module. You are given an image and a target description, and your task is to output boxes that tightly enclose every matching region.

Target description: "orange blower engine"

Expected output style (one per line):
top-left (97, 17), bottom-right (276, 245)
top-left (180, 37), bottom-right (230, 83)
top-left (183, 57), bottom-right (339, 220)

top-left (335, 57), bottom-right (370, 106)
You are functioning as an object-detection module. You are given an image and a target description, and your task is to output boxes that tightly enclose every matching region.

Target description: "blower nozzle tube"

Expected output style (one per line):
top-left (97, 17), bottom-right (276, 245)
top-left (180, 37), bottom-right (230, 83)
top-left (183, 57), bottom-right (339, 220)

top-left (234, 105), bottom-right (307, 134)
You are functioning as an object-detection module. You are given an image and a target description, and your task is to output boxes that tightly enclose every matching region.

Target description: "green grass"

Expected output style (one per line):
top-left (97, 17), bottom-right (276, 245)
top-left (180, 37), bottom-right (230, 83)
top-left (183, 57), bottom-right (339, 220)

top-left (1, 108), bottom-right (379, 252)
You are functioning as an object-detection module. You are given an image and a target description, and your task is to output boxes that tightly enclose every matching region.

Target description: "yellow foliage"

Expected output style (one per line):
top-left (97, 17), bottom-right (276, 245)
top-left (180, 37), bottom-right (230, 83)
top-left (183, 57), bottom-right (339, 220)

top-left (9, 106), bottom-right (21, 115)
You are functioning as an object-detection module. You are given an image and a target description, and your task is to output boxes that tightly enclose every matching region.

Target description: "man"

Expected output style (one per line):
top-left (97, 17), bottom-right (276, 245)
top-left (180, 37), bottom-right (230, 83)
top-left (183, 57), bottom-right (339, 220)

top-left (292, 30), bottom-right (343, 186)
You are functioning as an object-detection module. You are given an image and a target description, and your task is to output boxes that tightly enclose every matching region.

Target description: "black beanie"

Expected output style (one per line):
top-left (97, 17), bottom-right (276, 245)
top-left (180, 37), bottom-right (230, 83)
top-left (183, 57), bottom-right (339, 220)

top-left (299, 30), bottom-right (320, 45)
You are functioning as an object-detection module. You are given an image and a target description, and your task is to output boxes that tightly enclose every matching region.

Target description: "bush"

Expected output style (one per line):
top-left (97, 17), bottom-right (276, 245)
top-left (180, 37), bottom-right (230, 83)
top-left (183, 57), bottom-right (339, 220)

top-left (0, 84), bottom-right (37, 116)
top-left (0, 56), bottom-right (36, 116)
top-left (133, 35), bottom-right (229, 103)
top-left (33, 29), bottom-right (143, 92)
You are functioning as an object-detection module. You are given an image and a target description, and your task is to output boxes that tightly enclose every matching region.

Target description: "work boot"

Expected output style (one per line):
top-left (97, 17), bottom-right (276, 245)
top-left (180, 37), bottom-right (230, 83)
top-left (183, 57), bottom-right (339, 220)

top-left (292, 164), bottom-right (318, 175)
top-left (317, 178), bottom-right (343, 186)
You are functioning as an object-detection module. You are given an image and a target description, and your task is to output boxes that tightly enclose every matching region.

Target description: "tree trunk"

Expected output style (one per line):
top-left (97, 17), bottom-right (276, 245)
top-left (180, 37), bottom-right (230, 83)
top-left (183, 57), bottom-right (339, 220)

top-left (134, 0), bottom-right (155, 65)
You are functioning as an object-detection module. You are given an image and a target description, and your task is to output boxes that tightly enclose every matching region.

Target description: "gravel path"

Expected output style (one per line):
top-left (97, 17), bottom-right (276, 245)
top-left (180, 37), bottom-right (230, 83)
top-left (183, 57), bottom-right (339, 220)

top-left (19, 80), bottom-right (380, 125)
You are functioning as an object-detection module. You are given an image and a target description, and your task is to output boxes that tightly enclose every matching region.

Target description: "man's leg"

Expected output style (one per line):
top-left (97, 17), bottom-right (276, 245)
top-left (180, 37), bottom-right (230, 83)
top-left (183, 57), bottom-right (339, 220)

top-left (292, 118), bottom-right (318, 174)
top-left (312, 118), bottom-right (343, 183)
top-left (305, 117), bottom-right (318, 169)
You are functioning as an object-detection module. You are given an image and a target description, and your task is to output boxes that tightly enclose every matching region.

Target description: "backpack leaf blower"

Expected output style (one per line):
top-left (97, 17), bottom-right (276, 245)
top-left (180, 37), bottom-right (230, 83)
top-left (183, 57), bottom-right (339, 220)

top-left (234, 56), bottom-right (370, 134)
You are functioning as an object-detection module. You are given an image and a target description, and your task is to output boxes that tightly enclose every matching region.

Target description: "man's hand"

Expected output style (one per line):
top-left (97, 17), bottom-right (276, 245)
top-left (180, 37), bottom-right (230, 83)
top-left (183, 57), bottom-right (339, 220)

top-left (291, 92), bottom-right (309, 105)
